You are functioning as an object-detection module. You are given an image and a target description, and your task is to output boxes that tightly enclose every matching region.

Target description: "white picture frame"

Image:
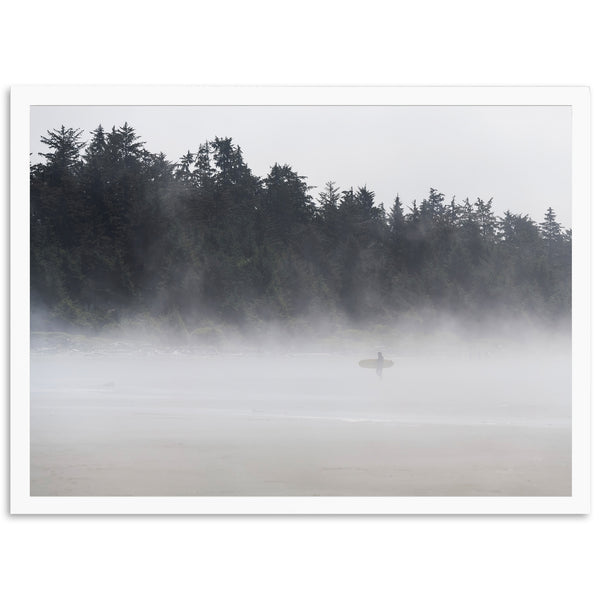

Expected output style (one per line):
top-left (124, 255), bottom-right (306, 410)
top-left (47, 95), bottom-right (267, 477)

top-left (11, 85), bottom-right (591, 514)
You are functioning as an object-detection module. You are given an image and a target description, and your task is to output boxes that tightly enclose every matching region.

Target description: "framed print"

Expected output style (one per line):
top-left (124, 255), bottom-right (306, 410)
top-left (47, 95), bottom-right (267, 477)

top-left (10, 86), bottom-right (591, 514)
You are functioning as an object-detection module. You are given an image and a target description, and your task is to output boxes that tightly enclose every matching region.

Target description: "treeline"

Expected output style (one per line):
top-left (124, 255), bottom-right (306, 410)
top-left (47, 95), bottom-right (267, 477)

top-left (30, 124), bottom-right (571, 331)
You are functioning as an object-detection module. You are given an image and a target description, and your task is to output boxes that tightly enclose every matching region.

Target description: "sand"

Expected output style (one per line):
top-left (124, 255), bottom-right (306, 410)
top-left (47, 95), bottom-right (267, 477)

top-left (30, 349), bottom-right (571, 496)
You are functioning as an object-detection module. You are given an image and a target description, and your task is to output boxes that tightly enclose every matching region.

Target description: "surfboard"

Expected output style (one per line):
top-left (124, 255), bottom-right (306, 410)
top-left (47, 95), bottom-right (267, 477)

top-left (359, 359), bottom-right (394, 369)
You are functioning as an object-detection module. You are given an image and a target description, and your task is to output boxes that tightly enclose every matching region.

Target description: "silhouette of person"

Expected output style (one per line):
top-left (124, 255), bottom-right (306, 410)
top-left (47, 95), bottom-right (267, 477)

top-left (376, 351), bottom-right (384, 378)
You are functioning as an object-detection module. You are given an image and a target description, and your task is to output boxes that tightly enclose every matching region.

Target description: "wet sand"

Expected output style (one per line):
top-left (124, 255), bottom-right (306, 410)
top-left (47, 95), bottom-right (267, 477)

top-left (30, 350), bottom-right (571, 496)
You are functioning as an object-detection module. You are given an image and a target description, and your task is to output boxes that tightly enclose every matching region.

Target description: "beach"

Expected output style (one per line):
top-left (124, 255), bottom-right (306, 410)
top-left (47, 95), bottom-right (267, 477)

top-left (30, 348), bottom-right (571, 496)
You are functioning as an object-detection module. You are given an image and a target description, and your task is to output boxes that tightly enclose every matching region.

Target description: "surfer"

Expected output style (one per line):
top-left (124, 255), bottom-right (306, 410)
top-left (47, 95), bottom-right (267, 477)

top-left (376, 351), bottom-right (384, 378)
top-left (358, 354), bottom-right (392, 375)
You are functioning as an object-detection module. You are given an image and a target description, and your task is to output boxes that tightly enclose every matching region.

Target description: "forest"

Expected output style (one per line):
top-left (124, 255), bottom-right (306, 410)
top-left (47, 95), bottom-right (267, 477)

top-left (30, 124), bottom-right (572, 337)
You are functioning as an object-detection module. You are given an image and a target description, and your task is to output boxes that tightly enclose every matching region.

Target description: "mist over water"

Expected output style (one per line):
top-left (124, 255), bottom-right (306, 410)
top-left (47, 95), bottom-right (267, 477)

top-left (30, 320), bottom-right (571, 496)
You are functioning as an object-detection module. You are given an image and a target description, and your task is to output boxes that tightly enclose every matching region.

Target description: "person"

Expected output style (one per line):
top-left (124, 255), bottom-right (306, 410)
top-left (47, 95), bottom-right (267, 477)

top-left (376, 351), bottom-right (384, 378)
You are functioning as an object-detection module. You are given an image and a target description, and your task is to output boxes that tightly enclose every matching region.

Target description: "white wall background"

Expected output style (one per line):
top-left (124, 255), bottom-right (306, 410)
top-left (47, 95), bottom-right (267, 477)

top-left (2, 2), bottom-right (597, 599)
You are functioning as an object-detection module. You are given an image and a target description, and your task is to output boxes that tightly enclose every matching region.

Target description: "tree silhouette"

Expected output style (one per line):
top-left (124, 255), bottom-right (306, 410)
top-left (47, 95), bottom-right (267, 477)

top-left (30, 125), bottom-right (572, 331)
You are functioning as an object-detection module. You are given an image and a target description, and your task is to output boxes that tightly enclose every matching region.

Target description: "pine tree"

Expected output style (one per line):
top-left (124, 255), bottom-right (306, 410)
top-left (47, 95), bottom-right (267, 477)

top-left (540, 207), bottom-right (562, 243)
top-left (175, 151), bottom-right (195, 182)
top-left (29, 123), bottom-right (573, 329)
top-left (475, 197), bottom-right (498, 242)
top-left (318, 181), bottom-right (340, 214)
top-left (39, 126), bottom-right (85, 176)
top-left (388, 195), bottom-right (405, 235)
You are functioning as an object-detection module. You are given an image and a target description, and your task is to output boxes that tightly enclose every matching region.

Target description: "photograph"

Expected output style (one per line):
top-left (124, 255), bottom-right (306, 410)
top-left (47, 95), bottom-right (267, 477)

top-left (11, 87), bottom-right (590, 513)
top-left (4, 4), bottom-right (599, 597)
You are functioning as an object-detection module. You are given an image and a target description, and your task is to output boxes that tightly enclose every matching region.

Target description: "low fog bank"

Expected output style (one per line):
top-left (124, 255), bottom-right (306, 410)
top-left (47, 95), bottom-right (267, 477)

top-left (30, 309), bottom-right (571, 358)
top-left (30, 313), bottom-right (571, 496)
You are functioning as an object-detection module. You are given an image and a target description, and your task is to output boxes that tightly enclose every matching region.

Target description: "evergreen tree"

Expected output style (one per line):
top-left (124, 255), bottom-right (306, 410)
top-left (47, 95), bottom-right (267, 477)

top-left (474, 197), bottom-right (498, 242)
top-left (29, 123), bottom-right (572, 330)
top-left (540, 207), bottom-right (562, 243)
top-left (317, 181), bottom-right (340, 220)
top-left (39, 126), bottom-right (85, 178)
top-left (388, 195), bottom-right (405, 235)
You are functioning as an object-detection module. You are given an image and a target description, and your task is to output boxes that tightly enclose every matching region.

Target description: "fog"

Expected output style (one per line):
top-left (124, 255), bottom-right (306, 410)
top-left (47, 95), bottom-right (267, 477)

top-left (30, 323), bottom-right (571, 496)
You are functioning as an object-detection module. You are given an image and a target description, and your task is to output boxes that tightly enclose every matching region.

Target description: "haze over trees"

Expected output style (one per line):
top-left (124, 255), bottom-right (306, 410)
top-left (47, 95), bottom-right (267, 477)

top-left (30, 124), bottom-right (572, 334)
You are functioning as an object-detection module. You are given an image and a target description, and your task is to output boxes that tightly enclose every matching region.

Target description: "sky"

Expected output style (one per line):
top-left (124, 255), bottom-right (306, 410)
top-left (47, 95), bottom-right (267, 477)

top-left (31, 105), bottom-right (572, 227)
